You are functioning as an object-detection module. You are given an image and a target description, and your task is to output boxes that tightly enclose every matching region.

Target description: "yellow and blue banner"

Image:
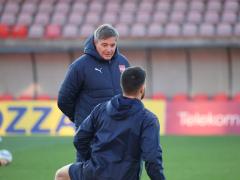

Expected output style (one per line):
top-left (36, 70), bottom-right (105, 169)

top-left (0, 100), bottom-right (166, 136)
top-left (0, 101), bottom-right (75, 136)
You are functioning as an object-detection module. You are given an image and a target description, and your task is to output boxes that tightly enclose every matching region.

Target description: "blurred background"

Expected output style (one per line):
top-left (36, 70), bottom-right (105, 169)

top-left (1, 0), bottom-right (240, 135)
top-left (0, 0), bottom-right (240, 100)
top-left (0, 0), bottom-right (240, 179)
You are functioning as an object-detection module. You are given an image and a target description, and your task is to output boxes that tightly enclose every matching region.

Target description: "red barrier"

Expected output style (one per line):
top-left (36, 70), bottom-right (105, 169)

top-left (166, 102), bottom-right (240, 135)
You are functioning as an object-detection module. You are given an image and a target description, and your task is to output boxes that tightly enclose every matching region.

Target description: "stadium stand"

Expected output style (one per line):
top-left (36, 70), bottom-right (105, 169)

top-left (0, 0), bottom-right (239, 39)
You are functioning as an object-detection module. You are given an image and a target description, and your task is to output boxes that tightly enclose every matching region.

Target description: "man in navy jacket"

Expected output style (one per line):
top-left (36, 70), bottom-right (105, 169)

top-left (58, 24), bottom-right (130, 128)
top-left (58, 24), bottom-right (130, 161)
top-left (55, 67), bottom-right (165, 180)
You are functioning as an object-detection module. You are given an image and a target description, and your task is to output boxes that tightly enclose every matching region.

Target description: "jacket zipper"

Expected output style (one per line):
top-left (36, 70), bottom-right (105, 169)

top-left (108, 60), bottom-right (117, 94)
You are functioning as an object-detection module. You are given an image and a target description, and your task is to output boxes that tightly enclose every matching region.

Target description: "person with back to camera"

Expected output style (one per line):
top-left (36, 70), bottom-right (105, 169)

top-left (57, 24), bottom-right (130, 161)
top-left (55, 66), bottom-right (165, 180)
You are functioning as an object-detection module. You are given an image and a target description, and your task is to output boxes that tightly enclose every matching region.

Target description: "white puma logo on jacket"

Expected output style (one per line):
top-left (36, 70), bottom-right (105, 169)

top-left (94, 67), bottom-right (103, 73)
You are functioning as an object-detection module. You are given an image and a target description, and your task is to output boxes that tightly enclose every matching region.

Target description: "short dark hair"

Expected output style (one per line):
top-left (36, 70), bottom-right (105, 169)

top-left (121, 67), bottom-right (146, 95)
top-left (94, 24), bottom-right (119, 41)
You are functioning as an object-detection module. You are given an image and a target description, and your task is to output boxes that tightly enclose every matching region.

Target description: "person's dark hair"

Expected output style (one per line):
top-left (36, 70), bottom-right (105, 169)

top-left (121, 67), bottom-right (146, 95)
top-left (94, 24), bottom-right (119, 41)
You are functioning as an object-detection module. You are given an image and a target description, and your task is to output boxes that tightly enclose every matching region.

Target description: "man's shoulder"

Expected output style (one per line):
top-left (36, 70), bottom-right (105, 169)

top-left (72, 55), bottom-right (89, 65)
top-left (116, 53), bottom-right (129, 63)
top-left (142, 108), bottom-right (158, 123)
top-left (71, 54), bottom-right (95, 70)
top-left (92, 101), bottom-right (108, 114)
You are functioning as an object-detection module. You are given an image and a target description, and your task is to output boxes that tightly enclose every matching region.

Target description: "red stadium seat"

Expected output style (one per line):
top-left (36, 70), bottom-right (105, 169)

top-left (17, 94), bottom-right (34, 100)
top-left (233, 93), bottom-right (240, 102)
top-left (192, 93), bottom-right (209, 101)
top-left (152, 92), bottom-right (166, 100)
top-left (0, 24), bottom-right (10, 38)
top-left (172, 93), bottom-right (189, 101)
top-left (213, 93), bottom-right (229, 101)
top-left (36, 94), bottom-right (51, 100)
top-left (0, 93), bottom-right (14, 101)
top-left (12, 25), bottom-right (28, 38)
top-left (45, 24), bottom-right (61, 39)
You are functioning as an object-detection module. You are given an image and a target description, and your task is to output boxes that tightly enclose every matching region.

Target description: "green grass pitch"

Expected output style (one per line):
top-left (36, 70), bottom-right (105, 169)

top-left (0, 136), bottom-right (239, 180)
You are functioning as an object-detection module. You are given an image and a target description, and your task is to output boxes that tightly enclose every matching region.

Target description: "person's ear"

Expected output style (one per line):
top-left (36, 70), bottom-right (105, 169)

top-left (139, 85), bottom-right (145, 100)
top-left (139, 85), bottom-right (145, 94)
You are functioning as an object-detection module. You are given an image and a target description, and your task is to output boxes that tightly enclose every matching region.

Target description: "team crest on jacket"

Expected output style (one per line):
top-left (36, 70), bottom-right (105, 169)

top-left (119, 65), bottom-right (126, 73)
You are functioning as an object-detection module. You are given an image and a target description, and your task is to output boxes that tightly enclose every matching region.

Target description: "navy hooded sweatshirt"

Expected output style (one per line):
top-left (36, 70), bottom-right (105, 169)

top-left (72, 95), bottom-right (165, 180)
top-left (57, 35), bottom-right (130, 128)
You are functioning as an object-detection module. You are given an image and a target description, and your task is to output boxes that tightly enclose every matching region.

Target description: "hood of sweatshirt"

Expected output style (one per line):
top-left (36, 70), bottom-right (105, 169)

top-left (106, 95), bottom-right (144, 120)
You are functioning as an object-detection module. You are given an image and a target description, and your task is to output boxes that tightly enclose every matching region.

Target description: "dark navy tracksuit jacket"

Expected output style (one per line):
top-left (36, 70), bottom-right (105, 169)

top-left (71, 95), bottom-right (165, 180)
top-left (57, 35), bottom-right (130, 128)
